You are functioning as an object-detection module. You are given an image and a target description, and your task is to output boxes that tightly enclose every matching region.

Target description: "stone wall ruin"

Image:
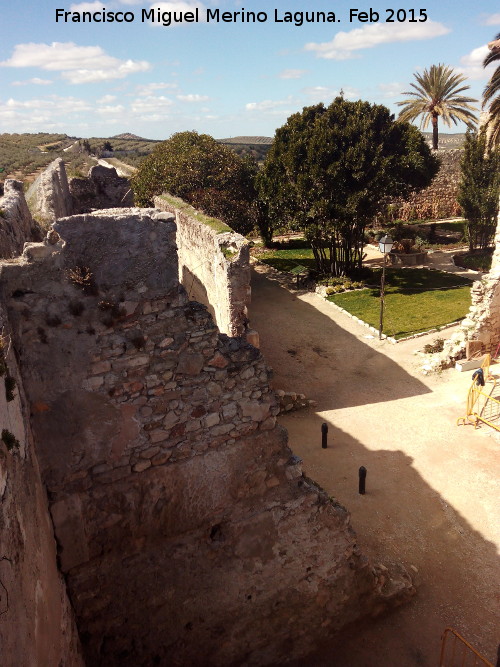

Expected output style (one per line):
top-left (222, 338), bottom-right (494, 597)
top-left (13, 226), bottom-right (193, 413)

top-left (25, 157), bottom-right (73, 225)
top-left (0, 207), bottom-right (413, 666)
top-left (391, 149), bottom-right (462, 220)
top-left (155, 194), bottom-right (251, 337)
top-left (0, 179), bottom-right (39, 258)
top-left (69, 164), bottom-right (134, 214)
top-left (0, 304), bottom-right (83, 666)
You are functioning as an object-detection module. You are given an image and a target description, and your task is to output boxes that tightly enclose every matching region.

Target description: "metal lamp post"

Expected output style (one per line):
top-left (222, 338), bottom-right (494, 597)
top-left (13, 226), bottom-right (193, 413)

top-left (378, 234), bottom-right (393, 340)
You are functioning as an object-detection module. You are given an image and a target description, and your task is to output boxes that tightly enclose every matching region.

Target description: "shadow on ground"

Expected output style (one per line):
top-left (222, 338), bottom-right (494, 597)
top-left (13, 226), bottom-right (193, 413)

top-left (282, 412), bottom-right (499, 667)
top-left (250, 266), bottom-right (431, 410)
top-left (249, 265), bottom-right (499, 666)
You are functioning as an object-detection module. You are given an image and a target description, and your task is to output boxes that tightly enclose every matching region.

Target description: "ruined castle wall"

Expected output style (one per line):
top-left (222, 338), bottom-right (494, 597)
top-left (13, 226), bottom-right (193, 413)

top-left (0, 179), bottom-right (36, 258)
top-left (154, 194), bottom-right (251, 337)
top-left (0, 306), bottom-right (83, 667)
top-left (455, 201), bottom-right (500, 352)
top-left (70, 164), bottom-right (134, 214)
top-left (392, 149), bottom-right (462, 219)
top-left (25, 158), bottom-right (73, 225)
top-left (0, 208), bottom-right (412, 666)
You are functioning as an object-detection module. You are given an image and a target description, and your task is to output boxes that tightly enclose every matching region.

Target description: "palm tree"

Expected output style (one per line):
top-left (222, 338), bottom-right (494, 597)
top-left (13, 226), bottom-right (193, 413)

top-left (483, 34), bottom-right (500, 147)
top-left (397, 64), bottom-right (478, 150)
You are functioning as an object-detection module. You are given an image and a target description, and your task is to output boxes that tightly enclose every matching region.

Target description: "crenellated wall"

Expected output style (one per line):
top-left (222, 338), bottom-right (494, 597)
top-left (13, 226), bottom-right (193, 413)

top-left (154, 194), bottom-right (251, 337)
top-left (0, 208), bottom-right (413, 666)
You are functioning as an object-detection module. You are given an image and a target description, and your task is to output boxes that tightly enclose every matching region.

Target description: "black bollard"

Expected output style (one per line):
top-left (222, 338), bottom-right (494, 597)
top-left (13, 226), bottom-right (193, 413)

top-left (358, 466), bottom-right (367, 495)
top-left (321, 422), bottom-right (328, 449)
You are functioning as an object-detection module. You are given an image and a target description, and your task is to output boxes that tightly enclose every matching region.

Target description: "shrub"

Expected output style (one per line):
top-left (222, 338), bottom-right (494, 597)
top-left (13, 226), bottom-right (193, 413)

top-left (423, 338), bottom-right (445, 354)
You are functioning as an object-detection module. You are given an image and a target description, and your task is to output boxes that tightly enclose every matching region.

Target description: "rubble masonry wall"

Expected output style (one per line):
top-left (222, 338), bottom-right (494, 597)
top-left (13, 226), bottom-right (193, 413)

top-left (0, 208), bottom-right (412, 666)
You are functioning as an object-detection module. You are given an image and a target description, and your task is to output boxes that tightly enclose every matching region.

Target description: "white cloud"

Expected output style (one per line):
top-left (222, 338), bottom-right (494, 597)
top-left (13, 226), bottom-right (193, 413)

top-left (136, 82), bottom-right (178, 94)
top-left (481, 13), bottom-right (500, 26)
top-left (457, 44), bottom-right (491, 80)
top-left (377, 82), bottom-right (405, 99)
top-left (97, 94), bottom-right (117, 104)
top-left (0, 42), bottom-right (151, 84)
top-left (279, 69), bottom-right (307, 80)
top-left (130, 94), bottom-right (173, 114)
top-left (177, 93), bottom-right (209, 102)
top-left (304, 20), bottom-right (450, 60)
top-left (97, 105), bottom-right (125, 114)
top-left (2, 95), bottom-right (93, 113)
top-left (11, 77), bottom-right (53, 86)
top-left (69, 1), bottom-right (104, 10)
top-left (245, 99), bottom-right (289, 111)
top-left (302, 85), bottom-right (359, 102)
top-left (146, 2), bottom-right (208, 26)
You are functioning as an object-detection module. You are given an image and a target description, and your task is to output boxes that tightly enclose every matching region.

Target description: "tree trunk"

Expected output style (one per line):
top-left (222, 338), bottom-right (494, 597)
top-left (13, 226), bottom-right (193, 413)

top-left (432, 113), bottom-right (439, 150)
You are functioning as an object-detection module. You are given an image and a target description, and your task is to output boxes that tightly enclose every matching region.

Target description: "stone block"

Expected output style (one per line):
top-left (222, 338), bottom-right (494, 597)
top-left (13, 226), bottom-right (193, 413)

top-left (177, 352), bottom-right (205, 375)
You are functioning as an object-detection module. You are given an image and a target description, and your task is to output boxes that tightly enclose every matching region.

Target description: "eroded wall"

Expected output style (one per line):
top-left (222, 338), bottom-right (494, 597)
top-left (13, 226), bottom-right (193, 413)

top-left (155, 195), bottom-right (251, 337)
top-left (26, 158), bottom-right (73, 225)
top-left (1, 208), bottom-right (413, 666)
top-left (0, 306), bottom-right (83, 667)
top-left (70, 164), bottom-right (133, 213)
top-left (458, 202), bottom-right (500, 352)
top-left (0, 179), bottom-right (37, 258)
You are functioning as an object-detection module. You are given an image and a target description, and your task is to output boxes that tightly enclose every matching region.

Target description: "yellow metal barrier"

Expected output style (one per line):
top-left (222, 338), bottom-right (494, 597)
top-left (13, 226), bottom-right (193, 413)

top-left (439, 627), bottom-right (494, 666)
top-left (457, 354), bottom-right (500, 431)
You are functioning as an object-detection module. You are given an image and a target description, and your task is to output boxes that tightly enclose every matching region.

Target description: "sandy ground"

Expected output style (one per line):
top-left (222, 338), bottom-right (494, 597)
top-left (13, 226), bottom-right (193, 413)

top-left (249, 262), bottom-right (499, 667)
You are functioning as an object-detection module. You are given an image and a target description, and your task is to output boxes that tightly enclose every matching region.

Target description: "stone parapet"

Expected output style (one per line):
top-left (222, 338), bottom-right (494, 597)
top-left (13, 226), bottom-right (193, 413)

top-left (154, 194), bottom-right (251, 337)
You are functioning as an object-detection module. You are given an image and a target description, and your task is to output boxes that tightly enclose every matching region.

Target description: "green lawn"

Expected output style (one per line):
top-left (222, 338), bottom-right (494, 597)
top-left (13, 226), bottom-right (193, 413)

top-left (257, 246), bottom-right (316, 272)
top-left (327, 268), bottom-right (472, 339)
top-left (432, 220), bottom-right (466, 234)
top-left (453, 250), bottom-right (493, 272)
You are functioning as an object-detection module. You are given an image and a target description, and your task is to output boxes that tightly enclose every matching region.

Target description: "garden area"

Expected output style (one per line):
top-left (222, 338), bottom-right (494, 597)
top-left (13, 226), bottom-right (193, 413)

top-left (252, 233), bottom-right (474, 340)
top-left (325, 268), bottom-right (472, 340)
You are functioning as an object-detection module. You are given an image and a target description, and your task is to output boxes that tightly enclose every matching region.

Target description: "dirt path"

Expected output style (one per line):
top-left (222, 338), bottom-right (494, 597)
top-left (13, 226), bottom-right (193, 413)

top-left (249, 264), bottom-right (499, 666)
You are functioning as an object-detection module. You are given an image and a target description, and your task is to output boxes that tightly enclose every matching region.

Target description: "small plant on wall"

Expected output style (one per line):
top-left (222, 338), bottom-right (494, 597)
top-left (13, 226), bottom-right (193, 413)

top-left (67, 266), bottom-right (98, 295)
top-left (1, 429), bottom-right (19, 451)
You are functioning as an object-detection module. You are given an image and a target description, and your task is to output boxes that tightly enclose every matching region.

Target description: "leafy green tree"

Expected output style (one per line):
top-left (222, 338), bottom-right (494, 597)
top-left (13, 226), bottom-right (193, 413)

top-left (131, 131), bottom-right (257, 235)
top-left (397, 64), bottom-right (478, 150)
top-left (458, 130), bottom-right (500, 251)
top-left (483, 34), bottom-right (500, 148)
top-left (258, 97), bottom-right (439, 276)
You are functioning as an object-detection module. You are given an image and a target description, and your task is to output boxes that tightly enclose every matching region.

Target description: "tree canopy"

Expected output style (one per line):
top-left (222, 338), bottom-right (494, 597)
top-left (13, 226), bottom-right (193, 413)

top-left (458, 130), bottom-right (500, 251)
top-left (131, 131), bottom-right (256, 235)
top-left (397, 64), bottom-right (477, 150)
top-left (483, 34), bottom-right (500, 148)
top-left (258, 97), bottom-right (439, 276)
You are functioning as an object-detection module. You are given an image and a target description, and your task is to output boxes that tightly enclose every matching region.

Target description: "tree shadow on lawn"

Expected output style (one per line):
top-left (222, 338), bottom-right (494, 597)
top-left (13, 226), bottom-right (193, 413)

top-left (250, 266), bottom-right (432, 410)
top-left (281, 411), bottom-right (499, 667)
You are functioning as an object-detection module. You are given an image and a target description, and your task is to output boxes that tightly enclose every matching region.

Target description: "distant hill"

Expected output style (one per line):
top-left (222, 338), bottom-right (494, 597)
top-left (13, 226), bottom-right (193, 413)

top-left (218, 136), bottom-right (273, 145)
top-left (112, 133), bottom-right (149, 141)
top-left (421, 132), bottom-right (465, 148)
top-left (218, 137), bottom-right (273, 162)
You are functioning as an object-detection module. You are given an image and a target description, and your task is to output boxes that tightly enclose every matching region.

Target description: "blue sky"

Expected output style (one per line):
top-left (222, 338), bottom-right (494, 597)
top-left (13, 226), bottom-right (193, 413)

top-left (0, 1), bottom-right (499, 139)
